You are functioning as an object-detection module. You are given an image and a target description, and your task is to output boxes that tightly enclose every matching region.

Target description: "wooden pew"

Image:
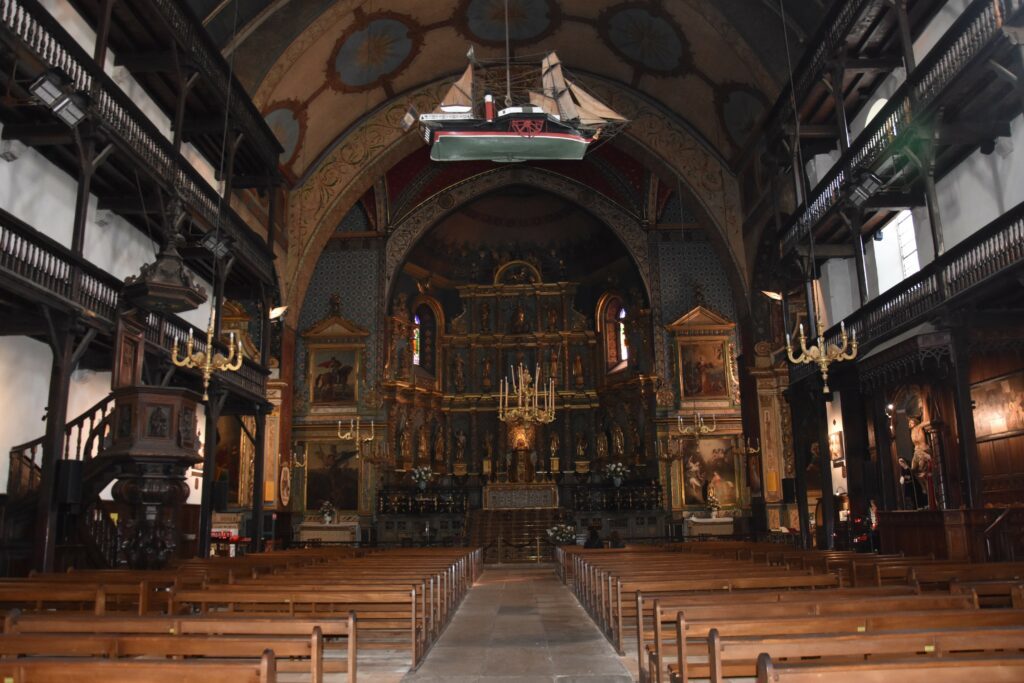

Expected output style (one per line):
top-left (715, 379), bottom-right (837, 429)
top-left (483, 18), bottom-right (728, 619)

top-left (755, 652), bottom-right (1024, 682)
top-left (668, 625), bottom-right (1024, 682)
top-left (3, 611), bottom-right (357, 682)
top-left (0, 649), bottom-right (277, 682)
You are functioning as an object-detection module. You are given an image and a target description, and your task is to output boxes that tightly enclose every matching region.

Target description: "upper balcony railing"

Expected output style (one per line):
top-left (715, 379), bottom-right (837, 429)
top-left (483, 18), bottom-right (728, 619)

top-left (0, 206), bottom-right (268, 400)
top-left (780, 0), bottom-right (1022, 255)
top-left (148, 0), bottom-right (283, 167)
top-left (813, 194), bottom-right (1024, 365)
top-left (0, 0), bottom-right (275, 285)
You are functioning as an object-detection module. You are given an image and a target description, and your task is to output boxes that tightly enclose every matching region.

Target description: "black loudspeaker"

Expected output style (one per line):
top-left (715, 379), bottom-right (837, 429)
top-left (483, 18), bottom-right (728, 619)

top-left (782, 478), bottom-right (797, 504)
top-left (56, 460), bottom-right (82, 505)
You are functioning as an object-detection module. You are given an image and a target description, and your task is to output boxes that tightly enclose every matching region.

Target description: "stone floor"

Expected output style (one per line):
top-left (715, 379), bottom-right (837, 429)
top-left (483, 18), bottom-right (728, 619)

top-left (400, 564), bottom-right (632, 683)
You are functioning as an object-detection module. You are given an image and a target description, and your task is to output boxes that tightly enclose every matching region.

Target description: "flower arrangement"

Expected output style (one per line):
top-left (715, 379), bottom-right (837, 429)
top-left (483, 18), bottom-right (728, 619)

top-left (546, 523), bottom-right (576, 545)
top-left (705, 488), bottom-right (721, 515)
top-left (604, 462), bottom-right (628, 480)
top-left (319, 500), bottom-right (336, 524)
top-left (410, 466), bottom-right (433, 486)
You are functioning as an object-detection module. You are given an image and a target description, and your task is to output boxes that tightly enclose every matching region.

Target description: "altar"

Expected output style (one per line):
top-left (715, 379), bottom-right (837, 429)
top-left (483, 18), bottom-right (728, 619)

top-left (686, 516), bottom-right (734, 537)
top-left (483, 483), bottom-right (558, 509)
top-left (298, 520), bottom-right (360, 544)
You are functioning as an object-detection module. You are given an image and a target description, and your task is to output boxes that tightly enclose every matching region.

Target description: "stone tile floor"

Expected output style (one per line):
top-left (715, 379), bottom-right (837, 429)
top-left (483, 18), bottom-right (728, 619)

top-left (399, 564), bottom-right (632, 683)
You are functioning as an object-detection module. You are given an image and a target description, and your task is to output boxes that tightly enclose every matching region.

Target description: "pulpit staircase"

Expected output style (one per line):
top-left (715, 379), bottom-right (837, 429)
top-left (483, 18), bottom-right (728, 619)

top-left (468, 507), bottom-right (570, 564)
top-left (1, 394), bottom-right (121, 574)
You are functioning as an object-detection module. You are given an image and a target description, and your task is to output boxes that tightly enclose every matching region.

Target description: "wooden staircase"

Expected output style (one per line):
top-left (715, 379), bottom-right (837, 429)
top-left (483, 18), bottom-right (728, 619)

top-left (467, 507), bottom-right (570, 564)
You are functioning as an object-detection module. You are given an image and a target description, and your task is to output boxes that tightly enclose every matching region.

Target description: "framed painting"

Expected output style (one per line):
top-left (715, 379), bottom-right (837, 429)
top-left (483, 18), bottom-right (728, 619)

top-left (304, 441), bottom-right (360, 512)
top-left (972, 370), bottom-right (1024, 440)
top-left (307, 344), bottom-right (360, 405)
top-left (677, 338), bottom-right (730, 400)
top-left (680, 436), bottom-right (740, 508)
top-left (829, 431), bottom-right (845, 465)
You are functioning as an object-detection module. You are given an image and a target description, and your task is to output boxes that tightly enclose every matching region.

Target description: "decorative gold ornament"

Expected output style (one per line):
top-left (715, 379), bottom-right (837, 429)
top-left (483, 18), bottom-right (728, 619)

top-left (786, 317), bottom-right (858, 393)
top-left (498, 363), bottom-right (555, 425)
top-left (171, 312), bottom-right (243, 401)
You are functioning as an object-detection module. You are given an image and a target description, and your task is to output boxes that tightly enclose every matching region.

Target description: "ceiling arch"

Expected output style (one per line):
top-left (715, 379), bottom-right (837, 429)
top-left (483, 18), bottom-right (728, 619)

top-left (228, 0), bottom-right (834, 174)
top-left (280, 75), bottom-right (748, 320)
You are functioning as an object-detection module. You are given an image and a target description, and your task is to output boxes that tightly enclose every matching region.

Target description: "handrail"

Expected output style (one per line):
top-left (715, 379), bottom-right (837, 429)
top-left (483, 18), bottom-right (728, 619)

top-left (812, 193), bottom-right (1024, 364)
top-left (0, 0), bottom-right (275, 284)
top-left (149, 0), bottom-right (283, 165)
top-left (985, 508), bottom-right (1015, 561)
top-left (0, 206), bottom-right (120, 321)
top-left (780, 0), bottom-right (1021, 254)
top-left (0, 206), bottom-right (268, 400)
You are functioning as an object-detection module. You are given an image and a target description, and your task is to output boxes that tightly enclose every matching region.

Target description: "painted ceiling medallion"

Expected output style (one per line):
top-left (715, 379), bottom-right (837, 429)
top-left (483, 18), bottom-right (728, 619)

top-left (263, 103), bottom-right (304, 164)
top-left (718, 85), bottom-right (768, 148)
top-left (598, 3), bottom-right (691, 76)
top-left (457, 0), bottom-right (559, 46)
top-left (329, 12), bottom-right (422, 92)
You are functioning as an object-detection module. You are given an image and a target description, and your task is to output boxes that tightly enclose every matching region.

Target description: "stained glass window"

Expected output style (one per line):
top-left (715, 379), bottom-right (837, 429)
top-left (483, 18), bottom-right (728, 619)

top-left (412, 314), bottom-right (421, 366)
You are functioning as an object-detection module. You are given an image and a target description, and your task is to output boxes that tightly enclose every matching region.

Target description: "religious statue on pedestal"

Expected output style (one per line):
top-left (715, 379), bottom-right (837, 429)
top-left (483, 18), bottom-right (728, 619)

top-left (480, 302), bottom-right (491, 333)
top-left (453, 354), bottom-right (466, 393)
top-left (909, 417), bottom-right (935, 508)
top-left (546, 304), bottom-right (559, 332)
top-left (611, 421), bottom-right (625, 461)
top-left (572, 353), bottom-right (584, 388)
top-left (548, 348), bottom-right (559, 388)
top-left (596, 430), bottom-right (608, 461)
top-left (510, 301), bottom-right (530, 334)
top-left (575, 431), bottom-right (587, 460)
top-left (417, 426), bottom-right (430, 465)
top-left (400, 428), bottom-right (412, 469)
top-left (454, 430), bottom-right (467, 463)
top-left (433, 428), bottom-right (445, 467)
top-left (481, 355), bottom-right (493, 391)
top-left (549, 432), bottom-right (559, 468)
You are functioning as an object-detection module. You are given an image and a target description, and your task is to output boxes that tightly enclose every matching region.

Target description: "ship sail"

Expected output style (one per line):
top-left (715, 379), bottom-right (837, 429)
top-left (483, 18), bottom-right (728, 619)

top-left (529, 91), bottom-right (561, 118)
top-left (541, 52), bottom-right (579, 122)
top-left (436, 64), bottom-right (475, 114)
top-left (566, 79), bottom-right (626, 127)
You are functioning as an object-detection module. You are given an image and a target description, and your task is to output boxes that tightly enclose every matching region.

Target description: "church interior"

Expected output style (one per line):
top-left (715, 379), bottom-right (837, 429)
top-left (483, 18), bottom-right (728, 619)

top-left (1, 0), bottom-right (1024, 680)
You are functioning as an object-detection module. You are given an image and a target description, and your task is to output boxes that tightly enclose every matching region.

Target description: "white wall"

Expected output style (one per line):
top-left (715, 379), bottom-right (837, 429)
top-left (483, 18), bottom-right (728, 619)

top-left (819, 258), bottom-right (859, 327)
top-left (826, 394), bottom-right (848, 496)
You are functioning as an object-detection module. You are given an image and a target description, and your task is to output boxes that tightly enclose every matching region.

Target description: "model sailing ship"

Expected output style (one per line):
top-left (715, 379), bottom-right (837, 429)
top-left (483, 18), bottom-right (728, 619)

top-left (416, 52), bottom-right (628, 163)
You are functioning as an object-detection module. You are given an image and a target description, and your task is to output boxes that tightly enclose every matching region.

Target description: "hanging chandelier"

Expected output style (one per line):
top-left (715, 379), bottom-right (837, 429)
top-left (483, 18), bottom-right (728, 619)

top-left (786, 318), bottom-right (857, 393)
top-left (499, 363), bottom-right (555, 424)
top-left (171, 314), bottom-right (243, 400)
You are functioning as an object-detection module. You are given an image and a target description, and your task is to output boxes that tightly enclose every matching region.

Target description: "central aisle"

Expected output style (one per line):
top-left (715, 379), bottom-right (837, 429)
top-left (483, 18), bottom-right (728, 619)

top-left (403, 564), bottom-right (631, 682)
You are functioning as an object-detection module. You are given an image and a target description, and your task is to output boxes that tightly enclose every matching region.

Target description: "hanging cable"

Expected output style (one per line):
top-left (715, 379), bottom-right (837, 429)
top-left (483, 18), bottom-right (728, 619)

top-left (504, 0), bottom-right (513, 107)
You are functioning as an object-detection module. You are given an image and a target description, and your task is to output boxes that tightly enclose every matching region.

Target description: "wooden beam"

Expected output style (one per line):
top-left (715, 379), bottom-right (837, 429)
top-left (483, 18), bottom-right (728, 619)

top-left (1, 123), bottom-right (74, 146)
top-left (843, 57), bottom-right (902, 73)
top-left (862, 191), bottom-right (925, 209)
top-left (97, 194), bottom-right (163, 214)
top-left (795, 244), bottom-right (855, 259)
top-left (783, 123), bottom-right (839, 139)
top-left (114, 50), bottom-right (196, 74)
top-left (936, 120), bottom-right (1012, 147)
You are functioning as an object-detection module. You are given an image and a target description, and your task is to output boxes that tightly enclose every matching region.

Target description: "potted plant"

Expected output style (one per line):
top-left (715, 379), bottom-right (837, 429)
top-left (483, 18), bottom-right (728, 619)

top-left (319, 500), bottom-right (336, 525)
top-left (546, 523), bottom-right (576, 545)
top-left (411, 466), bottom-right (432, 491)
top-left (604, 461), bottom-right (627, 487)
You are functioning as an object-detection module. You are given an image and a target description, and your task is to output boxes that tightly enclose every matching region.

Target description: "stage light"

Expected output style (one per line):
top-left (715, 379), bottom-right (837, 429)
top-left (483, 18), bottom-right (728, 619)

top-left (761, 290), bottom-right (784, 301)
top-left (269, 305), bottom-right (288, 321)
top-left (30, 69), bottom-right (88, 128)
top-left (200, 231), bottom-right (233, 260)
top-left (848, 169), bottom-right (882, 208)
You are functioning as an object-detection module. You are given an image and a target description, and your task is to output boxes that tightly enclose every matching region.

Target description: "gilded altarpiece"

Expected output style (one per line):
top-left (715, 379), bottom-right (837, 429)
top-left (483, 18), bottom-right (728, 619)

top-left (660, 306), bottom-right (744, 513)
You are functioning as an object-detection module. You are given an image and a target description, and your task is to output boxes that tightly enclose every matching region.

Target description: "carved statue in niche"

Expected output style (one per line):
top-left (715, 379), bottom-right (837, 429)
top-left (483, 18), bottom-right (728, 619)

top-left (546, 305), bottom-right (559, 332)
top-left (548, 347), bottom-right (559, 387)
top-left (549, 432), bottom-right (560, 461)
top-left (481, 355), bottom-right (493, 391)
top-left (484, 431), bottom-right (494, 464)
top-left (453, 354), bottom-right (466, 393)
top-left (575, 432), bottom-right (587, 460)
top-left (510, 301), bottom-right (530, 334)
top-left (515, 349), bottom-right (527, 368)
top-left (454, 430), bottom-right (467, 463)
top-left (572, 353), bottom-right (584, 388)
top-left (909, 417), bottom-right (935, 508)
top-left (628, 413), bottom-right (642, 464)
top-left (417, 426), bottom-right (430, 465)
top-left (480, 302), bottom-right (491, 333)
top-left (400, 428), bottom-right (412, 468)
top-left (611, 421), bottom-right (625, 461)
top-left (596, 430), bottom-right (608, 461)
top-left (434, 427), bottom-right (445, 466)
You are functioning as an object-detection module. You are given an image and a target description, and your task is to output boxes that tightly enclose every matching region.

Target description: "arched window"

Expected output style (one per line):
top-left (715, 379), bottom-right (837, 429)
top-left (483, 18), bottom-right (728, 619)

top-left (602, 296), bottom-right (628, 372)
top-left (412, 314), bottom-right (422, 366)
top-left (618, 307), bottom-right (629, 362)
top-left (412, 304), bottom-right (437, 374)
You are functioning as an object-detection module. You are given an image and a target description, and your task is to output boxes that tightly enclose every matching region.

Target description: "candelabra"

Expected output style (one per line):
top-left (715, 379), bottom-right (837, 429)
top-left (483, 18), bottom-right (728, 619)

top-left (657, 437), bottom-right (685, 462)
top-left (677, 413), bottom-right (717, 440)
top-left (738, 436), bottom-right (761, 458)
top-left (338, 417), bottom-right (389, 464)
top-left (291, 441), bottom-right (307, 469)
top-left (786, 317), bottom-right (857, 393)
top-left (498, 363), bottom-right (555, 424)
top-left (171, 314), bottom-right (243, 401)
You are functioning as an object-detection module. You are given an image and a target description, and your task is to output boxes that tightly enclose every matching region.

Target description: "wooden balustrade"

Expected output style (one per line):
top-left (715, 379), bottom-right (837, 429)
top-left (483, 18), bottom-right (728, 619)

top-left (781, 0), bottom-right (1024, 254)
top-left (0, 0), bottom-right (275, 286)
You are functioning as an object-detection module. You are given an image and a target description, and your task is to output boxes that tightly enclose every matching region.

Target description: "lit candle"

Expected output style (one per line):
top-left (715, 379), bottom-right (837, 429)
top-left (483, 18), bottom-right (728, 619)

top-left (785, 332), bottom-right (791, 347)
top-left (799, 323), bottom-right (804, 337)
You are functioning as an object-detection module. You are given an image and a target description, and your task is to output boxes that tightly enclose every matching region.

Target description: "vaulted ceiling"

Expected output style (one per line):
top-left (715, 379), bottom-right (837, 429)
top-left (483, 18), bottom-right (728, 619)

top-left (188, 0), bottom-right (835, 179)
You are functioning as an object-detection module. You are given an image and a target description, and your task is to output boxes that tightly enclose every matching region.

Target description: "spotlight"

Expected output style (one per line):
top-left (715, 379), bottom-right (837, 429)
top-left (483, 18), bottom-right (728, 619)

top-left (873, 229), bottom-right (884, 242)
top-left (269, 305), bottom-right (288, 321)
top-left (30, 69), bottom-right (88, 128)
top-left (848, 169), bottom-right (882, 208)
top-left (760, 290), bottom-right (784, 301)
top-left (200, 231), bottom-right (233, 260)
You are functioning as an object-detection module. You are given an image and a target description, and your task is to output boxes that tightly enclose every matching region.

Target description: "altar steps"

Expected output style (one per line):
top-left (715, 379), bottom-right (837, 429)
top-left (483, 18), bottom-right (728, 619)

top-left (468, 508), bottom-right (570, 564)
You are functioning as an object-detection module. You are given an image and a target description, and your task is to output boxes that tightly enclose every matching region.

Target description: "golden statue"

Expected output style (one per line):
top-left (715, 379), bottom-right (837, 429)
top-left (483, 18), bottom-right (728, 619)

top-left (611, 422), bottom-right (625, 460)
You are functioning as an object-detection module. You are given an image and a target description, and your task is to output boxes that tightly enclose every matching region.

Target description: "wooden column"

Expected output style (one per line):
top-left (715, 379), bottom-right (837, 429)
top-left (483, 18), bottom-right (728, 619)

top-left (950, 326), bottom-right (981, 508)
